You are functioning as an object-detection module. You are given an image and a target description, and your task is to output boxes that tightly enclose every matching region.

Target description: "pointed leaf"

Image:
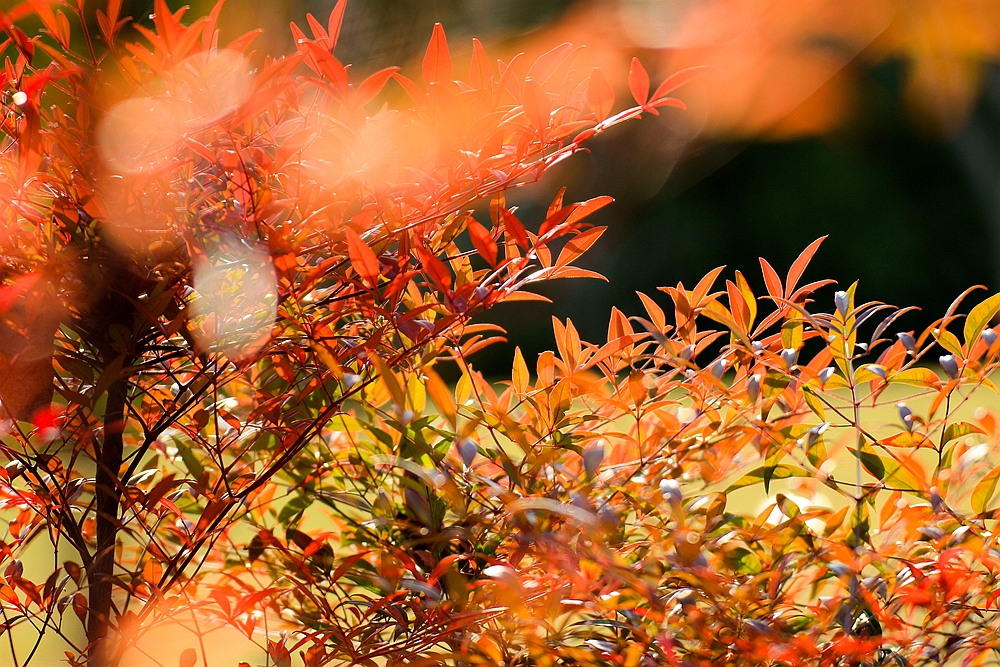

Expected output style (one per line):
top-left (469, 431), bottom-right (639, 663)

top-left (467, 219), bottom-right (498, 267)
top-left (470, 38), bottom-right (491, 89)
top-left (628, 57), bottom-right (650, 106)
top-left (785, 236), bottom-right (827, 298)
top-left (328, 0), bottom-right (348, 50)
top-left (587, 67), bottom-right (614, 121)
top-left (964, 293), bottom-right (1000, 349)
top-left (651, 65), bottom-right (707, 102)
top-left (344, 228), bottom-right (380, 286)
top-left (422, 23), bottom-right (452, 86)
top-left (973, 464), bottom-right (1000, 514)
top-left (355, 66), bottom-right (399, 107)
top-left (522, 78), bottom-right (551, 131)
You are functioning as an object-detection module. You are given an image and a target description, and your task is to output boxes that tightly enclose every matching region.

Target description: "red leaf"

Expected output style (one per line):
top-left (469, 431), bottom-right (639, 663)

top-left (327, 0), bottom-right (348, 50)
top-left (422, 23), bottom-right (452, 86)
top-left (502, 209), bottom-right (529, 249)
top-left (522, 78), bottom-right (551, 131)
top-left (355, 66), bottom-right (399, 107)
top-left (556, 226), bottom-right (605, 267)
top-left (785, 236), bottom-right (827, 298)
top-left (416, 245), bottom-right (452, 294)
top-left (565, 195), bottom-right (614, 226)
top-left (392, 72), bottom-right (428, 106)
top-left (651, 65), bottom-right (707, 102)
top-left (547, 187), bottom-right (567, 219)
top-left (539, 204), bottom-right (576, 238)
top-left (526, 42), bottom-right (573, 85)
top-left (344, 228), bottom-right (380, 286)
top-left (305, 13), bottom-right (328, 45)
top-left (470, 38), bottom-right (491, 90)
top-left (587, 68), bottom-right (614, 121)
top-left (467, 219), bottom-right (498, 267)
top-left (628, 57), bottom-right (650, 107)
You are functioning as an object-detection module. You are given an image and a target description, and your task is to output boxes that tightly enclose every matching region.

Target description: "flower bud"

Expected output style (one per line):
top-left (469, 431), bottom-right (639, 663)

top-left (806, 422), bottom-right (828, 447)
top-left (896, 332), bottom-right (916, 354)
top-left (746, 374), bottom-right (760, 403)
top-left (583, 441), bottom-right (605, 480)
top-left (752, 341), bottom-right (763, 356)
top-left (659, 479), bottom-right (682, 505)
top-left (818, 366), bottom-right (835, 386)
top-left (983, 328), bottom-right (998, 348)
top-left (781, 347), bottom-right (797, 369)
top-left (896, 403), bottom-right (914, 431)
top-left (709, 358), bottom-right (727, 379)
top-left (457, 438), bottom-right (477, 468)
top-left (939, 354), bottom-right (959, 379)
top-left (834, 291), bottom-right (849, 317)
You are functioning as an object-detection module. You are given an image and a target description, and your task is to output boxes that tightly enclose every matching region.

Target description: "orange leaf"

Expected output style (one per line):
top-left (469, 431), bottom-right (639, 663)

top-left (392, 72), bottom-right (428, 106)
top-left (355, 66), bottom-right (399, 107)
top-left (470, 38), bottom-right (491, 89)
top-left (566, 195), bottom-right (613, 225)
top-left (587, 67), bottom-right (614, 121)
top-left (512, 346), bottom-right (529, 394)
top-left (424, 368), bottom-right (455, 426)
top-left (628, 57), bottom-right (650, 107)
top-left (422, 23), bottom-right (452, 86)
top-left (327, 0), bottom-right (348, 50)
top-left (416, 245), bottom-right (452, 293)
top-left (785, 236), bottom-right (827, 298)
top-left (526, 42), bottom-right (573, 85)
top-left (344, 228), bottom-right (380, 286)
top-left (651, 65), bottom-right (707, 102)
top-left (467, 219), bottom-right (498, 267)
top-left (759, 257), bottom-right (783, 300)
top-left (522, 78), bottom-right (551, 131)
top-left (556, 226), bottom-right (605, 267)
top-left (502, 209), bottom-right (528, 248)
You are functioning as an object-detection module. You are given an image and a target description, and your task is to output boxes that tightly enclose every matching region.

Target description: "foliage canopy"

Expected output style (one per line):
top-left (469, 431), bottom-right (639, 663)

top-left (1, 2), bottom-right (1000, 667)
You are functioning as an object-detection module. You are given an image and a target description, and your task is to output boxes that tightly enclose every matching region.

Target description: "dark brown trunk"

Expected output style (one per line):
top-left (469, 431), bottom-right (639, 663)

top-left (86, 376), bottom-right (127, 665)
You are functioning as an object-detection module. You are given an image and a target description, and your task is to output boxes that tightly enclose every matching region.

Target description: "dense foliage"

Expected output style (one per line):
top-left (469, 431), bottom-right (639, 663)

top-left (2, 2), bottom-right (1000, 667)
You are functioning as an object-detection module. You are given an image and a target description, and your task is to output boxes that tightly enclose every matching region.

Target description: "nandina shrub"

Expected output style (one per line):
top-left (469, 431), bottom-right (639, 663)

top-left (2, 2), bottom-right (999, 667)
top-left (0, 0), bottom-right (698, 665)
top-left (268, 239), bottom-right (1000, 667)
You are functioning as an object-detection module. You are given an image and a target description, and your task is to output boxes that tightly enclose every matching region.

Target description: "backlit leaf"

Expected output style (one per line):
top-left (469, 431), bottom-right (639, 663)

top-left (973, 464), bottom-right (1000, 514)
top-left (422, 23), bottom-right (452, 86)
top-left (628, 57), bottom-right (650, 106)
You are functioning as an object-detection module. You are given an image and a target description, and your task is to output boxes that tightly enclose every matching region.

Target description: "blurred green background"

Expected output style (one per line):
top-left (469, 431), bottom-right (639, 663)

top-left (135, 0), bottom-right (1000, 372)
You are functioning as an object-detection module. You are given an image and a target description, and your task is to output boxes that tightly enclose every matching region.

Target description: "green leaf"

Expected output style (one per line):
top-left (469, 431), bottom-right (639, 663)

top-left (762, 372), bottom-right (790, 398)
top-left (846, 503), bottom-right (871, 548)
top-left (316, 491), bottom-right (373, 513)
top-left (855, 439), bottom-right (885, 481)
top-left (172, 438), bottom-right (204, 479)
top-left (964, 292), bottom-right (1000, 349)
top-left (727, 464), bottom-right (811, 492)
top-left (277, 495), bottom-right (313, 525)
top-left (763, 444), bottom-right (786, 494)
top-left (973, 464), bottom-right (1000, 515)
top-left (942, 421), bottom-right (985, 444)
